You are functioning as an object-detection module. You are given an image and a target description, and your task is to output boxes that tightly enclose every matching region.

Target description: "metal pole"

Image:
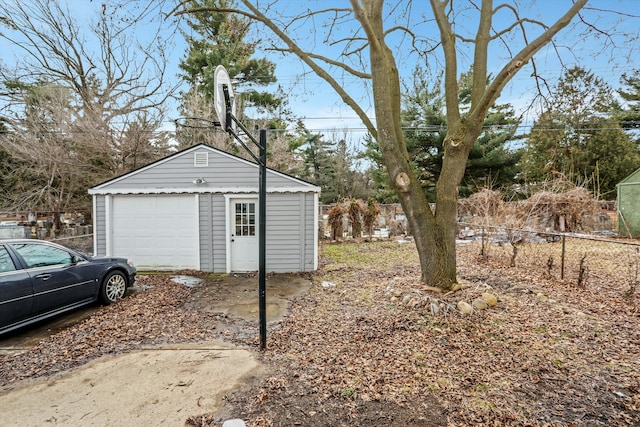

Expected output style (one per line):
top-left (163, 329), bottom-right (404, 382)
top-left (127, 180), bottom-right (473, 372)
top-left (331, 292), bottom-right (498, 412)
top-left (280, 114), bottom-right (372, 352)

top-left (259, 129), bottom-right (267, 350)
top-left (561, 234), bottom-right (566, 280)
top-left (221, 82), bottom-right (267, 349)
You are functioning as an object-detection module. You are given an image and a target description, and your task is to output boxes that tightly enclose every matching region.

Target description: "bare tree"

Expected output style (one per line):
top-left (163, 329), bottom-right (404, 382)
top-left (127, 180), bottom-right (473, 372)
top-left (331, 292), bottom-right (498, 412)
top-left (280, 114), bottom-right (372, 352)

top-left (0, 0), bottom-right (178, 210)
top-left (2, 83), bottom-right (98, 225)
top-left (266, 130), bottom-right (304, 176)
top-left (176, 87), bottom-right (236, 151)
top-left (173, 1), bottom-right (633, 291)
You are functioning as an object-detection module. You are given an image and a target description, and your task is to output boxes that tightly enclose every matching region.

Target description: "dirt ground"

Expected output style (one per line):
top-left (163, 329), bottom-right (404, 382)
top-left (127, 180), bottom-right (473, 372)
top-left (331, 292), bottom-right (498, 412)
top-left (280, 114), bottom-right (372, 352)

top-left (0, 343), bottom-right (260, 426)
top-left (0, 273), bottom-right (311, 427)
top-left (2, 241), bottom-right (638, 427)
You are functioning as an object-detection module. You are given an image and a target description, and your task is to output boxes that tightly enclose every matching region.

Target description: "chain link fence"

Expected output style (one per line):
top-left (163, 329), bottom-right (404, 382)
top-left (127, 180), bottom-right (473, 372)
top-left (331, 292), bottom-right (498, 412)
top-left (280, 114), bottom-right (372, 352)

top-left (458, 223), bottom-right (640, 295)
top-left (35, 206), bottom-right (638, 297)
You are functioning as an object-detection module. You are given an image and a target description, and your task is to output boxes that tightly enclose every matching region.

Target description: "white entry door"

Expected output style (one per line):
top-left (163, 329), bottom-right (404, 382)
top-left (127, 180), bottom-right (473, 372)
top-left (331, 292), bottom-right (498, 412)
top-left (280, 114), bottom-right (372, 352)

top-left (229, 199), bottom-right (258, 271)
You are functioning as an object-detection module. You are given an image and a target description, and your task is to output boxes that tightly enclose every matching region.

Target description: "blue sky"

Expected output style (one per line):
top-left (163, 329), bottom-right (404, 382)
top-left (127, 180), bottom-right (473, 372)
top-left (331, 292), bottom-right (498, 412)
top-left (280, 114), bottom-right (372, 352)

top-left (263, 0), bottom-right (640, 135)
top-left (1, 0), bottom-right (639, 141)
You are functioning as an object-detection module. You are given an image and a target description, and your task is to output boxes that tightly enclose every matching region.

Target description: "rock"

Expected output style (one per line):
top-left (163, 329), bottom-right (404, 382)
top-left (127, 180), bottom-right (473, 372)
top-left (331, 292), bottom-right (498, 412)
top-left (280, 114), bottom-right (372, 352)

top-left (430, 302), bottom-right (440, 314)
top-left (481, 292), bottom-right (498, 306)
top-left (472, 298), bottom-right (488, 310)
top-left (457, 301), bottom-right (473, 314)
top-left (223, 420), bottom-right (247, 427)
top-left (321, 281), bottom-right (336, 288)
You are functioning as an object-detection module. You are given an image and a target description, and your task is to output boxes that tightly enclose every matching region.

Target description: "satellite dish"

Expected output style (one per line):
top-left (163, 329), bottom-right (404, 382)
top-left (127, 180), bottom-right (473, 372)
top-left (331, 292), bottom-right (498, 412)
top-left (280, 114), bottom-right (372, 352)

top-left (214, 65), bottom-right (236, 132)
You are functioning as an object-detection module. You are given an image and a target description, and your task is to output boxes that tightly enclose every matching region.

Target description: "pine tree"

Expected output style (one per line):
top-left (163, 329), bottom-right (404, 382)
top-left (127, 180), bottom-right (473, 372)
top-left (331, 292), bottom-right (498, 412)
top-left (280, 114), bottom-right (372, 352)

top-left (617, 69), bottom-right (640, 131)
top-left (366, 67), bottom-right (521, 201)
top-left (520, 66), bottom-right (640, 198)
top-left (179, 0), bottom-right (280, 114)
top-left (300, 131), bottom-right (337, 204)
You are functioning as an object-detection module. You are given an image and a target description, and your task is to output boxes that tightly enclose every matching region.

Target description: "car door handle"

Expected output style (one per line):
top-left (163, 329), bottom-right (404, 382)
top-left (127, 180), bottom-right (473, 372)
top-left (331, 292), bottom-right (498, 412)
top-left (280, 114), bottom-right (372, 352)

top-left (35, 273), bottom-right (52, 280)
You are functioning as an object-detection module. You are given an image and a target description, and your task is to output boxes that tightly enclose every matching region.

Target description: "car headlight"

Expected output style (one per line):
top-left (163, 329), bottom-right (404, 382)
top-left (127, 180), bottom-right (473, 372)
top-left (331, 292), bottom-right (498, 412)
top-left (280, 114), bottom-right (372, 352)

top-left (127, 259), bottom-right (134, 267)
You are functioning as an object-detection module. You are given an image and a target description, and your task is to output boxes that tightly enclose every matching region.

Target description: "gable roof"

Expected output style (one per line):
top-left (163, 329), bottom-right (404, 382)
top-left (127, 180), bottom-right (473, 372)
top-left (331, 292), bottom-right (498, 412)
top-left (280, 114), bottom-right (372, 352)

top-left (618, 167), bottom-right (640, 186)
top-left (89, 144), bottom-right (320, 195)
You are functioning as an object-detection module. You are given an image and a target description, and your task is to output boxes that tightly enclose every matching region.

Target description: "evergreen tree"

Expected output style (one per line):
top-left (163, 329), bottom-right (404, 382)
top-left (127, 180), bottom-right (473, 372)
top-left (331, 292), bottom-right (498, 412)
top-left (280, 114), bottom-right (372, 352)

top-left (178, 0), bottom-right (300, 168)
top-left (520, 66), bottom-right (640, 198)
top-left (179, 0), bottom-right (280, 115)
top-left (455, 69), bottom-right (522, 196)
top-left (401, 70), bottom-right (448, 201)
top-left (366, 67), bottom-right (521, 201)
top-left (581, 117), bottom-right (640, 198)
top-left (298, 130), bottom-right (372, 204)
top-left (363, 133), bottom-right (399, 203)
top-left (617, 69), bottom-right (640, 132)
top-left (299, 130), bottom-right (337, 204)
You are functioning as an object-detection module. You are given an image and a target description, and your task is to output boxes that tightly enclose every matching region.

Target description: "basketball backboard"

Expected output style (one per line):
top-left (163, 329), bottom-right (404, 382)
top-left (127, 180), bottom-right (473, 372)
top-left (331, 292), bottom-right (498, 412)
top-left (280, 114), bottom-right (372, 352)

top-left (214, 65), bottom-right (236, 132)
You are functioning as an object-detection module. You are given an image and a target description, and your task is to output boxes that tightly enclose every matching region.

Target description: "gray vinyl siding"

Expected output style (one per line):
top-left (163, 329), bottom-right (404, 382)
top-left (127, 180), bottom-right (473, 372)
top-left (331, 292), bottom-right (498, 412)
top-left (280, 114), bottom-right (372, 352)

top-left (198, 194), bottom-right (214, 272)
top-left (265, 193), bottom-right (314, 273)
top-left (94, 148), bottom-right (309, 191)
top-left (211, 194), bottom-right (226, 272)
top-left (95, 195), bottom-right (106, 256)
top-left (302, 192), bottom-right (316, 271)
top-left (198, 193), bottom-right (227, 273)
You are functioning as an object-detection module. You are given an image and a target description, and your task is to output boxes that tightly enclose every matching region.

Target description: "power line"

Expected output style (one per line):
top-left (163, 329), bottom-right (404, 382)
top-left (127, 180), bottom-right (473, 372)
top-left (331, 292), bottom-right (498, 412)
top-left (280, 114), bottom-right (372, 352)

top-left (3, 121), bottom-right (639, 136)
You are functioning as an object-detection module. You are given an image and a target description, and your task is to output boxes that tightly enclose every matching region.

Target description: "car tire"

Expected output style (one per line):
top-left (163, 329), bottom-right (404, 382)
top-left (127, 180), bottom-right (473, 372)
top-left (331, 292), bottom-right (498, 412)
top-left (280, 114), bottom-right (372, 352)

top-left (100, 271), bottom-right (127, 304)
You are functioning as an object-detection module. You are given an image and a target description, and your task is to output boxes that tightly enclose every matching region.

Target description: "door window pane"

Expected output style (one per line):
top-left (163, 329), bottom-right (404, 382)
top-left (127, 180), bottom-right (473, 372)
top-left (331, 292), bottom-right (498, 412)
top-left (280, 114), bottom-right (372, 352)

top-left (235, 202), bottom-right (256, 236)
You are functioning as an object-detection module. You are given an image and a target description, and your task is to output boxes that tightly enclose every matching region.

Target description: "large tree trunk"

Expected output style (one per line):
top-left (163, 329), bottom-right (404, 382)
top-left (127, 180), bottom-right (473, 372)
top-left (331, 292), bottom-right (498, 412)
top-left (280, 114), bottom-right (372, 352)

top-left (353, 0), bottom-right (586, 290)
top-left (432, 121), bottom-right (482, 287)
top-left (358, 1), bottom-right (471, 290)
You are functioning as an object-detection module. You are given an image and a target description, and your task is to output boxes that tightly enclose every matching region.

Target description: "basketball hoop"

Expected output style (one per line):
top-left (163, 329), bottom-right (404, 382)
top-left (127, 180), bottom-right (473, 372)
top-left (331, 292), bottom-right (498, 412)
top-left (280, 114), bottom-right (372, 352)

top-left (183, 64), bottom-right (267, 351)
top-left (214, 65), bottom-right (237, 132)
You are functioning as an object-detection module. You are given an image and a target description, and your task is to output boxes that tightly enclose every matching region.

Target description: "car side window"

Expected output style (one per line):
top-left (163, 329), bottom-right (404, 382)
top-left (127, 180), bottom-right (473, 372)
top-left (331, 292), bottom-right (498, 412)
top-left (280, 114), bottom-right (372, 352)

top-left (12, 243), bottom-right (73, 268)
top-left (0, 246), bottom-right (17, 273)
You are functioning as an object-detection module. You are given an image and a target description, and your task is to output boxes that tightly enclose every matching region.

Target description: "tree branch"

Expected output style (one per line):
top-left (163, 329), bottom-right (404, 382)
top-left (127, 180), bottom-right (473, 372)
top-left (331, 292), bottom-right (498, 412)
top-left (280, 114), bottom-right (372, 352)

top-left (268, 48), bottom-right (371, 78)
top-left (430, 0), bottom-right (460, 125)
top-left (175, 0), bottom-right (377, 138)
top-left (473, 0), bottom-right (588, 123)
top-left (471, 0), bottom-right (493, 111)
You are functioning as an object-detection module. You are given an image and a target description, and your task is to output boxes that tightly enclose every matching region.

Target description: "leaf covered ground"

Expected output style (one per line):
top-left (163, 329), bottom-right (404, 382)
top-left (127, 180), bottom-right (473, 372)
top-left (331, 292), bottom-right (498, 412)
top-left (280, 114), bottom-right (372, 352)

top-left (1, 241), bottom-right (638, 426)
top-left (217, 241), bottom-right (640, 426)
top-left (0, 276), bottom-right (221, 387)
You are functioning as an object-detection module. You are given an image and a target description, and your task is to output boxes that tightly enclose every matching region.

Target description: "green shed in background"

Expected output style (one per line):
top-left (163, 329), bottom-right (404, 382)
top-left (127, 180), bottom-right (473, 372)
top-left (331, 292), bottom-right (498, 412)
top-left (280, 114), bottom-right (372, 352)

top-left (617, 168), bottom-right (640, 238)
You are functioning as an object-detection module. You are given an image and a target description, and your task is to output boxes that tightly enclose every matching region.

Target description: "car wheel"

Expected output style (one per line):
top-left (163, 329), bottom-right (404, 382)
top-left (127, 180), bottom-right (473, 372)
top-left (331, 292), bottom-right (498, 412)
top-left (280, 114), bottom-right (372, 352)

top-left (100, 271), bottom-right (127, 304)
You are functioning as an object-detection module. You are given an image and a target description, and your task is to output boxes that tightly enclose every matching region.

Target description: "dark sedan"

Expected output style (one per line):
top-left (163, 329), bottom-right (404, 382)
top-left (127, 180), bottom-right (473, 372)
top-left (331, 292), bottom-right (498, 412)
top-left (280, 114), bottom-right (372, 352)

top-left (0, 239), bottom-right (136, 335)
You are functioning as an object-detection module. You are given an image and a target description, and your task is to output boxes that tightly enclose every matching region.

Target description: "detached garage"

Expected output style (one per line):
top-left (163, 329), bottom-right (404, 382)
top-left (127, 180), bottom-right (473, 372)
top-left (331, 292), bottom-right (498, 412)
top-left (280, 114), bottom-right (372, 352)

top-left (618, 167), bottom-right (640, 238)
top-left (89, 144), bottom-right (320, 272)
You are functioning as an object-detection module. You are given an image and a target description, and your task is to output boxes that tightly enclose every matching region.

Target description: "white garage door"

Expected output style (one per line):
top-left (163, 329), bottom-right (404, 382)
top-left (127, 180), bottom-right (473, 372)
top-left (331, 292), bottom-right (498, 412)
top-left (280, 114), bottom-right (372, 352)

top-left (111, 195), bottom-right (199, 270)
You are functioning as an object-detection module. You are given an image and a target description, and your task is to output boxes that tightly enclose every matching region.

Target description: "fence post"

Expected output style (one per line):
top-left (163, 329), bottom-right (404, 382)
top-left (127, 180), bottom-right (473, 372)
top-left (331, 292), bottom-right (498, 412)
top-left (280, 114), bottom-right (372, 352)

top-left (561, 234), bottom-right (566, 280)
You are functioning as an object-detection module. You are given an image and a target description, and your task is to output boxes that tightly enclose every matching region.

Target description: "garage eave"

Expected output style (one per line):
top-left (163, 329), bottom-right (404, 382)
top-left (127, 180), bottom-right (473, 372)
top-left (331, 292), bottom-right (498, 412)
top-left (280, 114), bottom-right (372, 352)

top-left (88, 186), bottom-right (320, 195)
